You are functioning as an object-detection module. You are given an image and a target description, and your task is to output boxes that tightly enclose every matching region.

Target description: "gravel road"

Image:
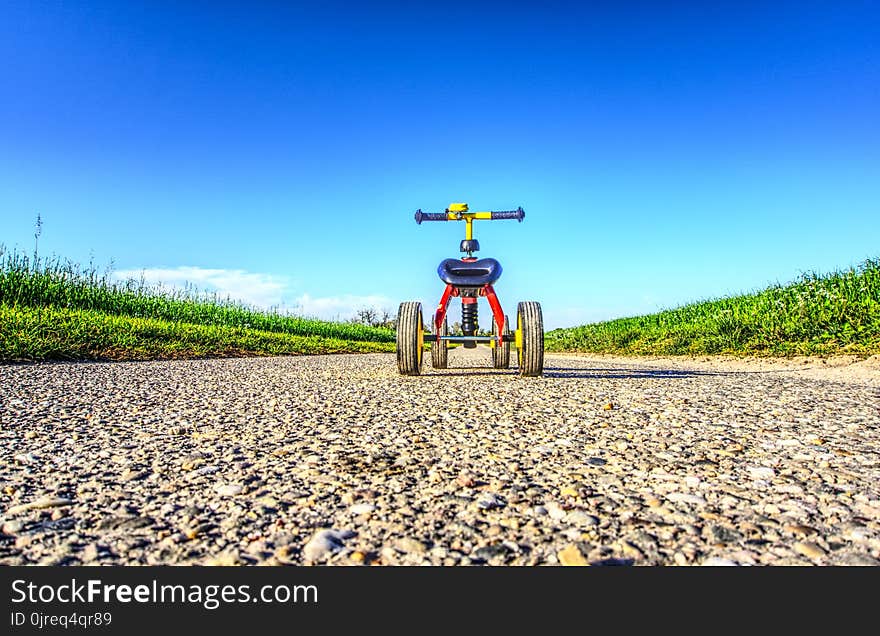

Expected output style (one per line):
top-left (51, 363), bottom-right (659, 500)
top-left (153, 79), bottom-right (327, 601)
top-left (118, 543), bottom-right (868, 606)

top-left (2, 348), bottom-right (879, 566)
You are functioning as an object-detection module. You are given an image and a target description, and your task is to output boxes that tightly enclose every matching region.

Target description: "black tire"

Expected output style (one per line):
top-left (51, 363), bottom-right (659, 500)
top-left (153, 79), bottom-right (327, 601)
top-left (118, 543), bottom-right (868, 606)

top-left (516, 301), bottom-right (543, 377)
top-left (492, 313), bottom-right (510, 369)
top-left (431, 317), bottom-right (449, 369)
top-left (396, 301), bottom-right (423, 375)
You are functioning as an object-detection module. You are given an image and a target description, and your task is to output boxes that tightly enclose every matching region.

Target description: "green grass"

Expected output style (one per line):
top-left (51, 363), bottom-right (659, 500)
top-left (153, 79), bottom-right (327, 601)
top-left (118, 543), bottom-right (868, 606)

top-left (0, 247), bottom-right (394, 361)
top-left (546, 257), bottom-right (880, 357)
top-left (0, 305), bottom-right (393, 361)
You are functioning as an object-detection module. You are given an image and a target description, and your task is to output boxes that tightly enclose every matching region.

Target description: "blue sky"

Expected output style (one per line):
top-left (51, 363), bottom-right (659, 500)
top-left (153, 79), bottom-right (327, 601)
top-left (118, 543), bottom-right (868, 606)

top-left (1, 1), bottom-right (878, 329)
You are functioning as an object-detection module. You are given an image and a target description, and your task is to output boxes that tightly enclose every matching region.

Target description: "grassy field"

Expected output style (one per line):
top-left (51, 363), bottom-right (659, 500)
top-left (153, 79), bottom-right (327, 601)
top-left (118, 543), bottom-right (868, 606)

top-left (546, 258), bottom-right (880, 357)
top-left (0, 248), bottom-right (394, 361)
top-left (8, 246), bottom-right (878, 361)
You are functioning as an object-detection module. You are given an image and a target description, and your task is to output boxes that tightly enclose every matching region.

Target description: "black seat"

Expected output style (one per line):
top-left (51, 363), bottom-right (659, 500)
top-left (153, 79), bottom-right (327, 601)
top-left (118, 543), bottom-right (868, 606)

top-left (437, 258), bottom-right (502, 287)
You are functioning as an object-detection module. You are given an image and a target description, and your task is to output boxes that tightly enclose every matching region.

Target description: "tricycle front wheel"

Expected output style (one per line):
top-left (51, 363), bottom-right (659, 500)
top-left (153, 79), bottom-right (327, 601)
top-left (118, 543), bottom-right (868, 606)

top-left (492, 313), bottom-right (510, 369)
top-left (431, 317), bottom-right (449, 369)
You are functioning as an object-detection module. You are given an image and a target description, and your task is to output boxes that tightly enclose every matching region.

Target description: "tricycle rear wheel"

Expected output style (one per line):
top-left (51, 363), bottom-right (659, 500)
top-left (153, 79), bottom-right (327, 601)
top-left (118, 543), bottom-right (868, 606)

top-left (396, 301), bottom-right (424, 375)
top-left (516, 301), bottom-right (544, 377)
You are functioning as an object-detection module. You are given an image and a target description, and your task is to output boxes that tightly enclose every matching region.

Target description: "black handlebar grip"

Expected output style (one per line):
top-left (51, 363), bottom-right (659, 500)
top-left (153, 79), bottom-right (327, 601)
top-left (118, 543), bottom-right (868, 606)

top-left (414, 209), bottom-right (449, 224)
top-left (490, 207), bottom-right (525, 222)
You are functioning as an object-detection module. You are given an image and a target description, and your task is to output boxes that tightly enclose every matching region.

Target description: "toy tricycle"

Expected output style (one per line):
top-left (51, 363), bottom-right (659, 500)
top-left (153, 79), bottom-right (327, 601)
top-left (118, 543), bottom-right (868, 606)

top-left (396, 202), bottom-right (544, 377)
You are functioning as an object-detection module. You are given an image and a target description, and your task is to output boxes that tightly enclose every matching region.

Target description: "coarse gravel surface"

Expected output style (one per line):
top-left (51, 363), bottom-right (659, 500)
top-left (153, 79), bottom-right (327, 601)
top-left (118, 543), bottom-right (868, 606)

top-left (1, 347), bottom-right (879, 566)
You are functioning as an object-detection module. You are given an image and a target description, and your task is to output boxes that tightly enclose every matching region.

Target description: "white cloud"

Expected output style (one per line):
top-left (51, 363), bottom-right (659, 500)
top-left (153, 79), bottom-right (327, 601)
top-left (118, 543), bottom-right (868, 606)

top-left (291, 293), bottom-right (396, 321)
top-left (112, 266), bottom-right (394, 321)
top-left (113, 266), bottom-right (291, 309)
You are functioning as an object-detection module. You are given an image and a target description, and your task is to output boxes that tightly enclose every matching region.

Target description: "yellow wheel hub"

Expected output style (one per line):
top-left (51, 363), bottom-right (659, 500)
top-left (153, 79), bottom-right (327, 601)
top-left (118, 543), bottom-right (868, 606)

top-left (515, 312), bottom-right (523, 350)
top-left (417, 317), bottom-right (423, 366)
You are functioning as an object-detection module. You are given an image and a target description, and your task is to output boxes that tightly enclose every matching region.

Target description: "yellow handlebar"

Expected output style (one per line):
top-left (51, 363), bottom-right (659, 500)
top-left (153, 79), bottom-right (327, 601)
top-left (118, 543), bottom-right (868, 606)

top-left (448, 203), bottom-right (486, 240)
top-left (414, 203), bottom-right (524, 239)
top-left (446, 211), bottom-right (494, 220)
top-left (415, 203), bottom-right (524, 222)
